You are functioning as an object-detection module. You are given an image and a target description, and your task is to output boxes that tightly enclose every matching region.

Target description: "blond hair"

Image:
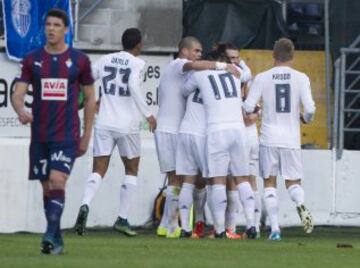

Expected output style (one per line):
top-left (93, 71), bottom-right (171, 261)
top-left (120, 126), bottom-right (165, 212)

top-left (273, 38), bottom-right (295, 62)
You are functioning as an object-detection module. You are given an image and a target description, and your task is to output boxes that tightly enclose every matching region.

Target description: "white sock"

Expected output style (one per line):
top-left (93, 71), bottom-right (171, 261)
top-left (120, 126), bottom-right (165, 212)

top-left (264, 187), bottom-right (280, 233)
top-left (81, 172), bottom-right (102, 206)
top-left (254, 191), bottom-right (262, 232)
top-left (225, 190), bottom-right (239, 232)
top-left (236, 182), bottom-right (255, 228)
top-left (166, 185), bottom-right (180, 233)
top-left (118, 175), bottom-right (137, 219)
top-left (194, 187), bottom-right (206, 223)
top-left (287, 184), bottom-right (305, 206)
top-left (179, 183), bottom-right (195, 232)
top-left (211, 184), bottom-right (227, 234)
top-left (158, 194), bottom-right (169, 228)
top-left (206, 185), bottom-right (214, 223)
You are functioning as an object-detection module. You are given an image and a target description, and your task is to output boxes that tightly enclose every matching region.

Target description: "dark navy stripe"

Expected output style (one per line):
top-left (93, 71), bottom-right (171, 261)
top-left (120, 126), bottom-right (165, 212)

top-left (31, 51), bottom-right (42, 140)
top-left (65, 50), bottom-right (75, 141)
top-left (48, 54), bottom-right (58, 141)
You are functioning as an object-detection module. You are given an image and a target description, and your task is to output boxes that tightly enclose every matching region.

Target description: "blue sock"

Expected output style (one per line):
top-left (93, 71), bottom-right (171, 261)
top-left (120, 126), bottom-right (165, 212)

top-left (45, 190), bottom-right (65, 242)
top-left (43, 195), bottom-right (50, 221)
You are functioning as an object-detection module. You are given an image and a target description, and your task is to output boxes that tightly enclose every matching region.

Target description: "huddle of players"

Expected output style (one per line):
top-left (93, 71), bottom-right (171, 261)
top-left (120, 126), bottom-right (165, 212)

top-left (73, 29), bottom-right (315, 241)
top-left (154, 37), bottom-right (315, 241)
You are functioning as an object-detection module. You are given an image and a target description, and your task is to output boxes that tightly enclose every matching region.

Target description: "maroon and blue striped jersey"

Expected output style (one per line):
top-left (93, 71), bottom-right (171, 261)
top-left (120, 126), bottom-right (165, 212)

top-left (18, 47), bottom-right (94, 142)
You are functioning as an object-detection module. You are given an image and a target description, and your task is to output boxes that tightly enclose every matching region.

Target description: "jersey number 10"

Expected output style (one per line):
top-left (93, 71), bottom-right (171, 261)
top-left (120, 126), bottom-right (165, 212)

top-left (208, 73), bottom-right (238, 100)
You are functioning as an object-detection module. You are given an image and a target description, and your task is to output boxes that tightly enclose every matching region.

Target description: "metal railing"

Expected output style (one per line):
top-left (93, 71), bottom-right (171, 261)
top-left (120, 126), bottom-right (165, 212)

top-left (334, 37), bottom-right (360, 159)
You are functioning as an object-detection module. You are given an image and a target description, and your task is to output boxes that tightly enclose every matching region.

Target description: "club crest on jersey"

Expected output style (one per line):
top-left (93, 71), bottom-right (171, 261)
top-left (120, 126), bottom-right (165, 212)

top-left (65, 58), bottom-right (72, 68)
top-left (41, 78), bottom-right (68, 101)
top-left (11, 0), bottom-right (31, 38)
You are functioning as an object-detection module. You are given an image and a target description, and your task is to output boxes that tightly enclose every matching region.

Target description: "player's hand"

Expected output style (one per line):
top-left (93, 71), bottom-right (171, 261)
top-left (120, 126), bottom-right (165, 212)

top-left (243, 112), bottom-right (258, 126)
top-left (77, 134), bottom-right (91, 157)
top-left (226, 64), bottom-right (241, 78)
top-left (146, 115), bottom-right (157, 132)
top-left (300, 113), bottom-right (307, 124)
top-left (253, 104), bottom-right (261, 114)
top-left (18, 109), bottom-right (33, 124)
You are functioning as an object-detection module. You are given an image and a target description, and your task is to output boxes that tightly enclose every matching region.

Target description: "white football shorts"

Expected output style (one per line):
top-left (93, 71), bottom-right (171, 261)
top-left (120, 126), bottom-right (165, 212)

top-left (154, 131), bottom-right (178, 173)
top-left (176, 133), bottom-right (208, 177)
top-left (93, 128), bottom-right (140, 159)
top-left (207, 128), bottom-right (249, 178)
top-left (259, 145), bottom-right (303, 180)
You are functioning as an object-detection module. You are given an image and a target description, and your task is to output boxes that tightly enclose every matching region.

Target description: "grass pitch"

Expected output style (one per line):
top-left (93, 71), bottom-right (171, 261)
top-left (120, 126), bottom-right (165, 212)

top-left (0, 227), bottom-right (359, 268)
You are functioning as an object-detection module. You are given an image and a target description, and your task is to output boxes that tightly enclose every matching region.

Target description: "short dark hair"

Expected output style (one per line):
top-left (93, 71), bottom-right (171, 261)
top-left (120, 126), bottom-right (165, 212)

top-left (204, 48), bottom-right (230, 63)
top-left (273, 38), bottom-right (295, 62)
top-left (122, 28), bottom-right (142, 50)
top-left (46, 8), bottom-right (69, 27)
top-left (214, 42), bottom-right (238, 51)
top-left (178, 36), bottom-right (200, 51)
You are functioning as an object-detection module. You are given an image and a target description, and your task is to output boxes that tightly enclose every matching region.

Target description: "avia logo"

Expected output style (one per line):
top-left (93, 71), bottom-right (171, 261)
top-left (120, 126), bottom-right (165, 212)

top-left (44, 81), bottom-right (66, 90)
top-left (51, 150), bottom-right (71, 163)
top-left (41, 78), bottom-right (68, 101)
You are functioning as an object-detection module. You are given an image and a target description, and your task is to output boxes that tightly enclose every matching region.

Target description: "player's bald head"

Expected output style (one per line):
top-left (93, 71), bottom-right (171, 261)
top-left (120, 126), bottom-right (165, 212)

top-left (178, 36), bottom-right (201, 51)
top-left (178, 36), bottom-right (202, 61)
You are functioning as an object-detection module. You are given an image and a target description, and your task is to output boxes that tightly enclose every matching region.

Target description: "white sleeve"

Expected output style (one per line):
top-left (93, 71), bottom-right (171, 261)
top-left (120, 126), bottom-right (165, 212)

top-left (128, 64), bottom-right (152, 118)
top-left (182, 73), bottom-right (197, 97)
top-left (301, 75), bottom-right (316, 115)
top-left (243, 74), bottom-right (262, 113)
top-left (239, 60), bottom-right (252, 83)
top-left (92, 60), bottom-right (101, 81)
top-left (176, 58), bottom-right (190, 75)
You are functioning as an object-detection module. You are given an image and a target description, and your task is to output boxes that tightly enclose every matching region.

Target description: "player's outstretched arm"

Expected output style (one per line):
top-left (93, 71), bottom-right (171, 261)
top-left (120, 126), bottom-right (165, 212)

top-left (78, 84), bottom-right (96, 156)
top-left (183, 61), bottom-right (241, 78)
top-left (11, 82), bottom-right (33, 125)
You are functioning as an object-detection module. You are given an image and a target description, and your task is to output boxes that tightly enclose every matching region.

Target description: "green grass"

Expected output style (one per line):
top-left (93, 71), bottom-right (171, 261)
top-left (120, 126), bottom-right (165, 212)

top-left (0, 227), bottom-right (360, 268)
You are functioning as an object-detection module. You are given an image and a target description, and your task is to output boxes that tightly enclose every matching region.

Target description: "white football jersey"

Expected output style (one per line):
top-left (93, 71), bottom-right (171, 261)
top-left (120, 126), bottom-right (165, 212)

top-left (156, 58), bottom-right (190, 133)
top-left (179, 89), bottom-right (206, 137)
top-left (244, 66), bottom-right (316, 149)
top-left (93, 51), bottom-right (151, 133)
top-left (184, 70), bottom-right (245, 133)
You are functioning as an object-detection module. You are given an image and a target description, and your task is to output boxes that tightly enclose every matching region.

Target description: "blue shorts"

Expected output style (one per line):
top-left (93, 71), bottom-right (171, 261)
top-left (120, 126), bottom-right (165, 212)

top-left (29, 141), bottom-right (78, 181)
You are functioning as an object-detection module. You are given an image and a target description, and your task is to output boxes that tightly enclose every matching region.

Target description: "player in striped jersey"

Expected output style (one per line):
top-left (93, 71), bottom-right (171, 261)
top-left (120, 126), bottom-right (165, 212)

top-left (11, 9), bottom-right (96, 255)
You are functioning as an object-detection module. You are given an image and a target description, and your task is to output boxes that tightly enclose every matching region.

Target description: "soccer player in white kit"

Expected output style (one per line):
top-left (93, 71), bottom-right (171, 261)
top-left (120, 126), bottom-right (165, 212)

top-left (74, 28), bottom-right (156, 236)
top-left (244, 38), bottom-right (315, 241)
top-left (223, 43), bottom-right (262, 238)
top-left (176, 81), bottom-right (207, 238)
top-left (155, 37), bottom-right (240, 238)
top-left (183, 49), bottom-right (256, 238)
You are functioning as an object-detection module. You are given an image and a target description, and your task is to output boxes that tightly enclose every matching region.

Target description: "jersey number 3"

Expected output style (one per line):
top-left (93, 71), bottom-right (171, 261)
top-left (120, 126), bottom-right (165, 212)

top-left (102, 66), bottom-right (131, 96)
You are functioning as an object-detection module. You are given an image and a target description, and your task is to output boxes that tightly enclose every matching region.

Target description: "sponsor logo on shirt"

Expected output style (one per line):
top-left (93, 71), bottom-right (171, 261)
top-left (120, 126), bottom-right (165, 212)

top-left (41, 78), bottom-right (68, 101)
